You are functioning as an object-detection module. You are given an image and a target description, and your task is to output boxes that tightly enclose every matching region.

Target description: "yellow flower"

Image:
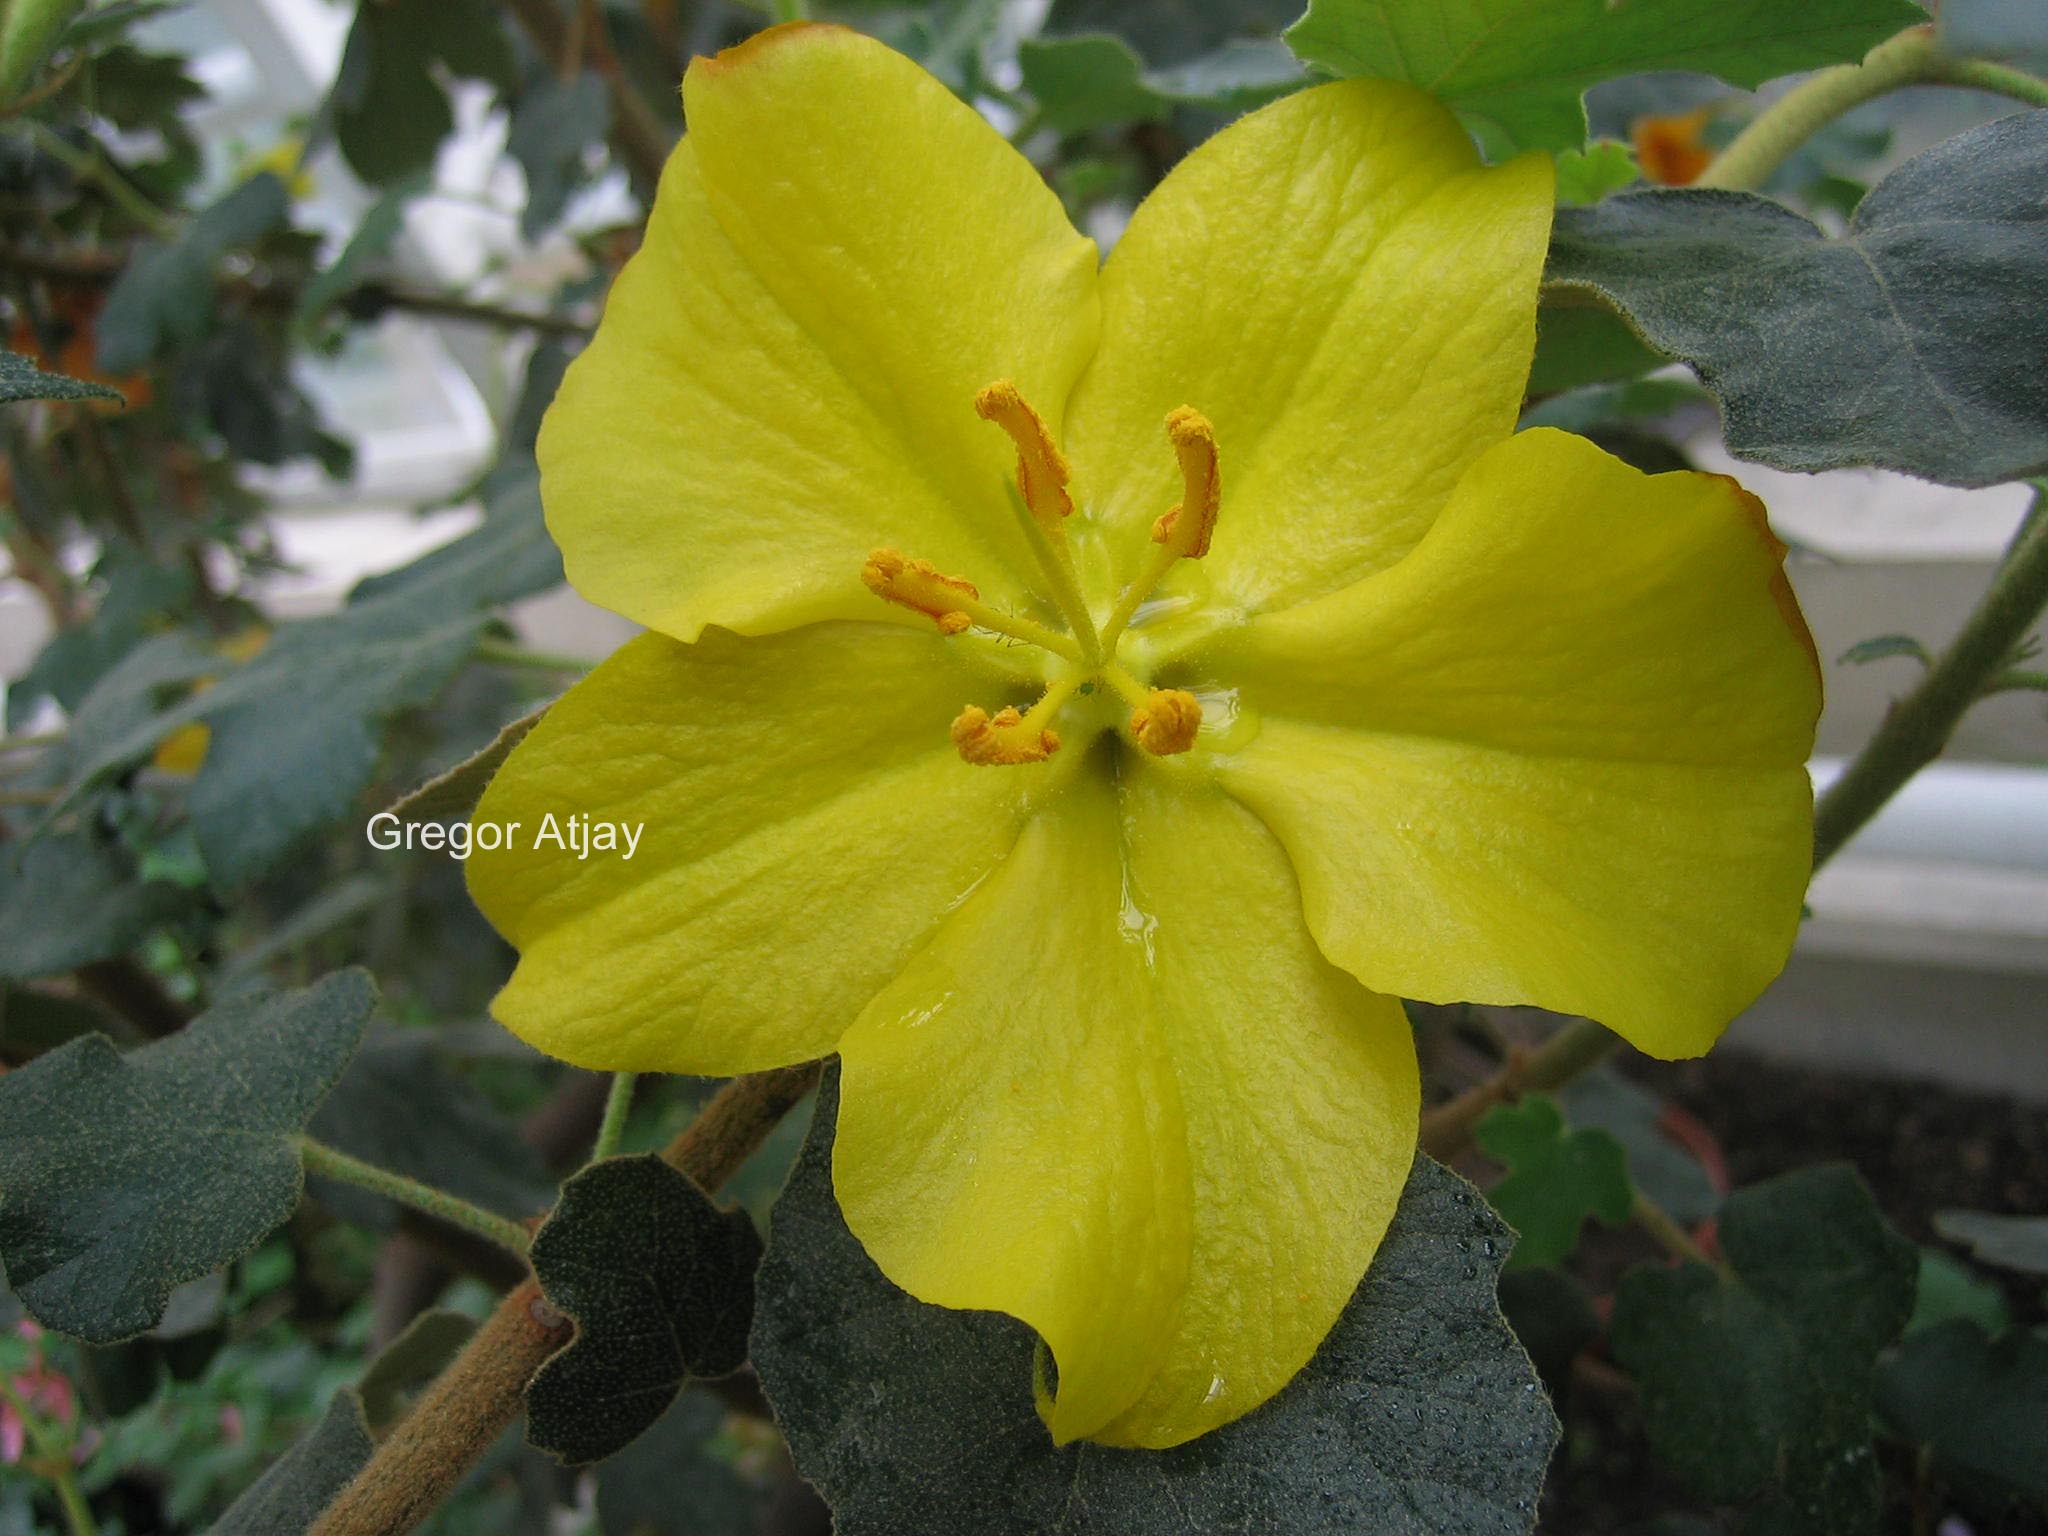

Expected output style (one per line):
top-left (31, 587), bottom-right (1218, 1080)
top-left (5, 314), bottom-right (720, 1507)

top-left (467, 24), bottom-right (1820, 1450)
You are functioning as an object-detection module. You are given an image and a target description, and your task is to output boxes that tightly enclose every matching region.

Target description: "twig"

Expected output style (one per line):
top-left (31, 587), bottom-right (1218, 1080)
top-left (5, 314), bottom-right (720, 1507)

top-left (299, 1137), bottom-right (535, 1257)
top-left (1697, 24), bottom-right (2048, 191)
top-left (1814, 498), bottom-right (2048, 867)
top-left (310, 1062), bottom-right (820, 1536)
top-left (590, 1071), bottom-right (637, 1162)
top-left (1630, 1189), bottom-right (1728, 1276)
top-left (0, 242), bottom-right (592, 337)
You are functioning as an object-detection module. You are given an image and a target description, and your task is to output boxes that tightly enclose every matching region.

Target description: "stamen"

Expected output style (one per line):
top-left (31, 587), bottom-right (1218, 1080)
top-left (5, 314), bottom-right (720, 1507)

top-left (975, 380), bottom-right (1073, 538)
top-left (862, 549), bottom-right (978, 633)
top-left (1129, 687), bottom-right (1203, 756)
top-left (950, 673), bottom-right (1084, 767)
top-left (861, 547), bottom-right (1083, 660)
top-left (1099, 405), bottom-right (1223, 652)
top-left (1151, 407), bottom-right (1220, 559)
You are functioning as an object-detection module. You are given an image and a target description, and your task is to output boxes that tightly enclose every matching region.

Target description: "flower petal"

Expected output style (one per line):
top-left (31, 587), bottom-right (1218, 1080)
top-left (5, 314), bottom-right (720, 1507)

top-left (1196, 429), bottom-right (1821, 1058)
top-left (466, 625), bottom-right (1067, 1073)
top-left (539, 24), bottom-right (1100, 641)
top-left (833, 762), bottom-right (1417, 1449)
top-left (1062, 79), bottom-right (1552, 616)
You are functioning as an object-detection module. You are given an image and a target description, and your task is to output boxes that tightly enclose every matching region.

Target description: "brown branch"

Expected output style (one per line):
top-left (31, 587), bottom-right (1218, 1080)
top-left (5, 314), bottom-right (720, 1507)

top-left (1419, 1017), bottom-right (1621, 1160)
top-left (0, 242), bottom-right (592, 338)
top-left (311, 1062), bottom-right (821, 1536)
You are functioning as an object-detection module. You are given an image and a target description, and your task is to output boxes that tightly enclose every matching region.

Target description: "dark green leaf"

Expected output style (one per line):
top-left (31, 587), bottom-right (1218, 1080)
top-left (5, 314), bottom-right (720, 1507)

top-left (753, 1070), bottom-right (1557, 1536)
top-left (0, 829), bottom-right (191, 980)
top-left (307, 1032), bottom-right (551, 1228)
top-left (1476, 1094), bottom-right (1633, 1270)
top-left (1554, 140), bottom-right (1638, 206)
top-left (1520, 377), bottom-right (1709, 436)
top-left (1877, 1320), bottom-right (2048, 1500)
top-left (1046, 0), bottom-right (1300, 66)
top-left (357, 1308), bottom-right (477, 1434)
top-left (1284, 0), bottom-right (1919, 153)
top-left (5, 550), bottom-right (193, 729)
top-left (527, 1155), bottom-right (764, 1466)
top-left (1527, 300), bottom-right (1669, 397)
top-left (1909, 1249), bottom-right (2011, 1338)
top-left (1839, 634), bottom-right (1933, 668)
top-left (0, 971), bottom-right (374, 1342)
top-left (1497, 1266), bottom-right (1599, 1391)
top-left (507, 72), bottom-right (609, 240)
top-left (1546, 112), bottom-right (2048, 487)
top-left (295, 176), bottom-right (424, 323)
top-left (212, 1388), bottom-right (374, 1535)
top-left (1020, 32), bottom-right (1303, 133)
top-left (594, 1390), bottom-right (777, 1536)
top-left (1611, 1165), bottom-right (1916, 1534)
top-left (179, 474), bottom-right (560, 885)
top-left (331, 0), bottom-right (516, 186)
top-left (0, 347), bottom-right (119, 404)
top-left (385, 703), bottom-right (546, 825)
top-left (1934, 1209), bottom-right (2048, 1276)
top-left (35, 629), bottom-right (216, 800)
top-left (1557, 1070), bottom-right (1719, 1224)
top-left (96, 173), bottom-right (289, 372)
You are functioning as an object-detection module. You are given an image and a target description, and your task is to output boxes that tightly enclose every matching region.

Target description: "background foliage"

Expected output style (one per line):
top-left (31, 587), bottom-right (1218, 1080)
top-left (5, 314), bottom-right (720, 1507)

top-left (1, 1), bottom-right (2045, 1533)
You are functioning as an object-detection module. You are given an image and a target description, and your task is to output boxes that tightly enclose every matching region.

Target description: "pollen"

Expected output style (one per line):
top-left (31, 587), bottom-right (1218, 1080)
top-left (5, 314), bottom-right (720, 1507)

top-left (976, 379), bottom-right (1074, 537)
top-left (862, 548), bottom-right (978, 633)
top-left (1130, 688), bottom-right (1203, 756)
top-left (1151, 407), bottom-right (1220, 560)
top-left (952, 704), bottom-right (1060, 766)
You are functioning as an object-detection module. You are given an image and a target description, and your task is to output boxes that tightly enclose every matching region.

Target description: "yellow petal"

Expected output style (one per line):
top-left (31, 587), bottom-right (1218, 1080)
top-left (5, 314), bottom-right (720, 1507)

top-left (1199, 429), bottom-right (1821, 1058)
top-left (466, 625), bottom-right (1067, 1074)
top-left (539, 24), bottom-right (1100, 641)
top-left (833, 764), bottom-right (1417, 1449)
top-left (1063, 79), bottom-right (1552, 616)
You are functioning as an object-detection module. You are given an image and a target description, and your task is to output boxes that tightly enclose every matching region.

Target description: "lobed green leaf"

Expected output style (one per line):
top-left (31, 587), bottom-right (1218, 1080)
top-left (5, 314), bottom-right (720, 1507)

top-left (753, 1070), bottom-right (1558, 1536)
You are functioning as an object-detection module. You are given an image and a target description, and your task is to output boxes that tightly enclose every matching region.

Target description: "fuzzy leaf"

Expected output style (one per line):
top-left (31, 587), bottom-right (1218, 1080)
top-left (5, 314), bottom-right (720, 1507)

top-left (1476, 1094), bottom-right (1633, 1270)
top-left (1877, 1320), bottom-right (2048, 1501)
top-left (331, 0), bottom-right (515, 185)
top-left (1546, 112), bottom-right (2048, 487)
top-left (96, 173), bottom-right (289, 372)
top-left (1612, 1165), bottom-right (1917, 1535)
top-left (527, 1155), bottom-right (764, 1466)
top-left (1934, 1210), bottom-right (2048, 1277)
top-left (0, 348), bottom-right (119, 404)
top-left (1284, 0), bottom-right (1916, 152)
top-left (507, 72), bottom-right (609, 240)
top-left (753, 1070), bottom-right (1557, 1536)
top-left (0, 971), bottom-right (374, 1341)
top-left (1019, 31), bottom-right (1303, 133)
top-left (0, 829), bottom-right (192, 980)
top-left (357, 1309), bottom-right (477, 1434)
top-left (212, 1388), bottom-right (374, 1535)
top-left (594, 1390), bottom-right (778, 1536)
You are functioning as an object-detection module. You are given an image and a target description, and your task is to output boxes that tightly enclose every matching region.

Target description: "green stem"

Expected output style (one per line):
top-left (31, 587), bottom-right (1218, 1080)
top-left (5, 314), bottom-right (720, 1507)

top-left (768, 0), bottom-right (810, 21)
top-left (591, 1072), bottom-right (637, 1162)
top-left (1697, 25), bottom-right (2048, 192)
top-left (472, 638), bottom-right (591, 675)
top-left (298, 1137), bottom-right (532, 1257)
top-left (1814, 498), bottom-right (2048, 870)
top-left (0, 1375), bottom-right (96, 1536)
top-left (24, 122), bottom-right (173, 236)
top-left (1631, 1189), bottom-right (1730, 1277)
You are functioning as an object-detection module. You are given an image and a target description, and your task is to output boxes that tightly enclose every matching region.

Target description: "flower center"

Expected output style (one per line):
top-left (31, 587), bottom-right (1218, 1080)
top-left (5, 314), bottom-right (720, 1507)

top-left (862, 380), bottom-right (1220, 767)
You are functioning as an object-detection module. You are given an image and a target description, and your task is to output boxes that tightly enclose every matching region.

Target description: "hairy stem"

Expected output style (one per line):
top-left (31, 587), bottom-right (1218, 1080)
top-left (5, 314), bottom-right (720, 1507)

top-left (1697, 25), bottom-right (2048, 192)
top-left (298, 1137), bottom-right (533, 1257)
top-left (591, 1071), bottom-right (638, 1162)
top-left (1814, 497), bottom-right (2048, 867)
top-left (1630, 1189), bottom-right (1727, 1276)
top-left (310, 1063), bottom-right (820, 1536)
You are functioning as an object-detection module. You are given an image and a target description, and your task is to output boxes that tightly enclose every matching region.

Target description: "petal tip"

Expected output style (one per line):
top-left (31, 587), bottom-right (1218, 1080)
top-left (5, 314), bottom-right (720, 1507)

top-left (689, 19), bottom-right (852, 81)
